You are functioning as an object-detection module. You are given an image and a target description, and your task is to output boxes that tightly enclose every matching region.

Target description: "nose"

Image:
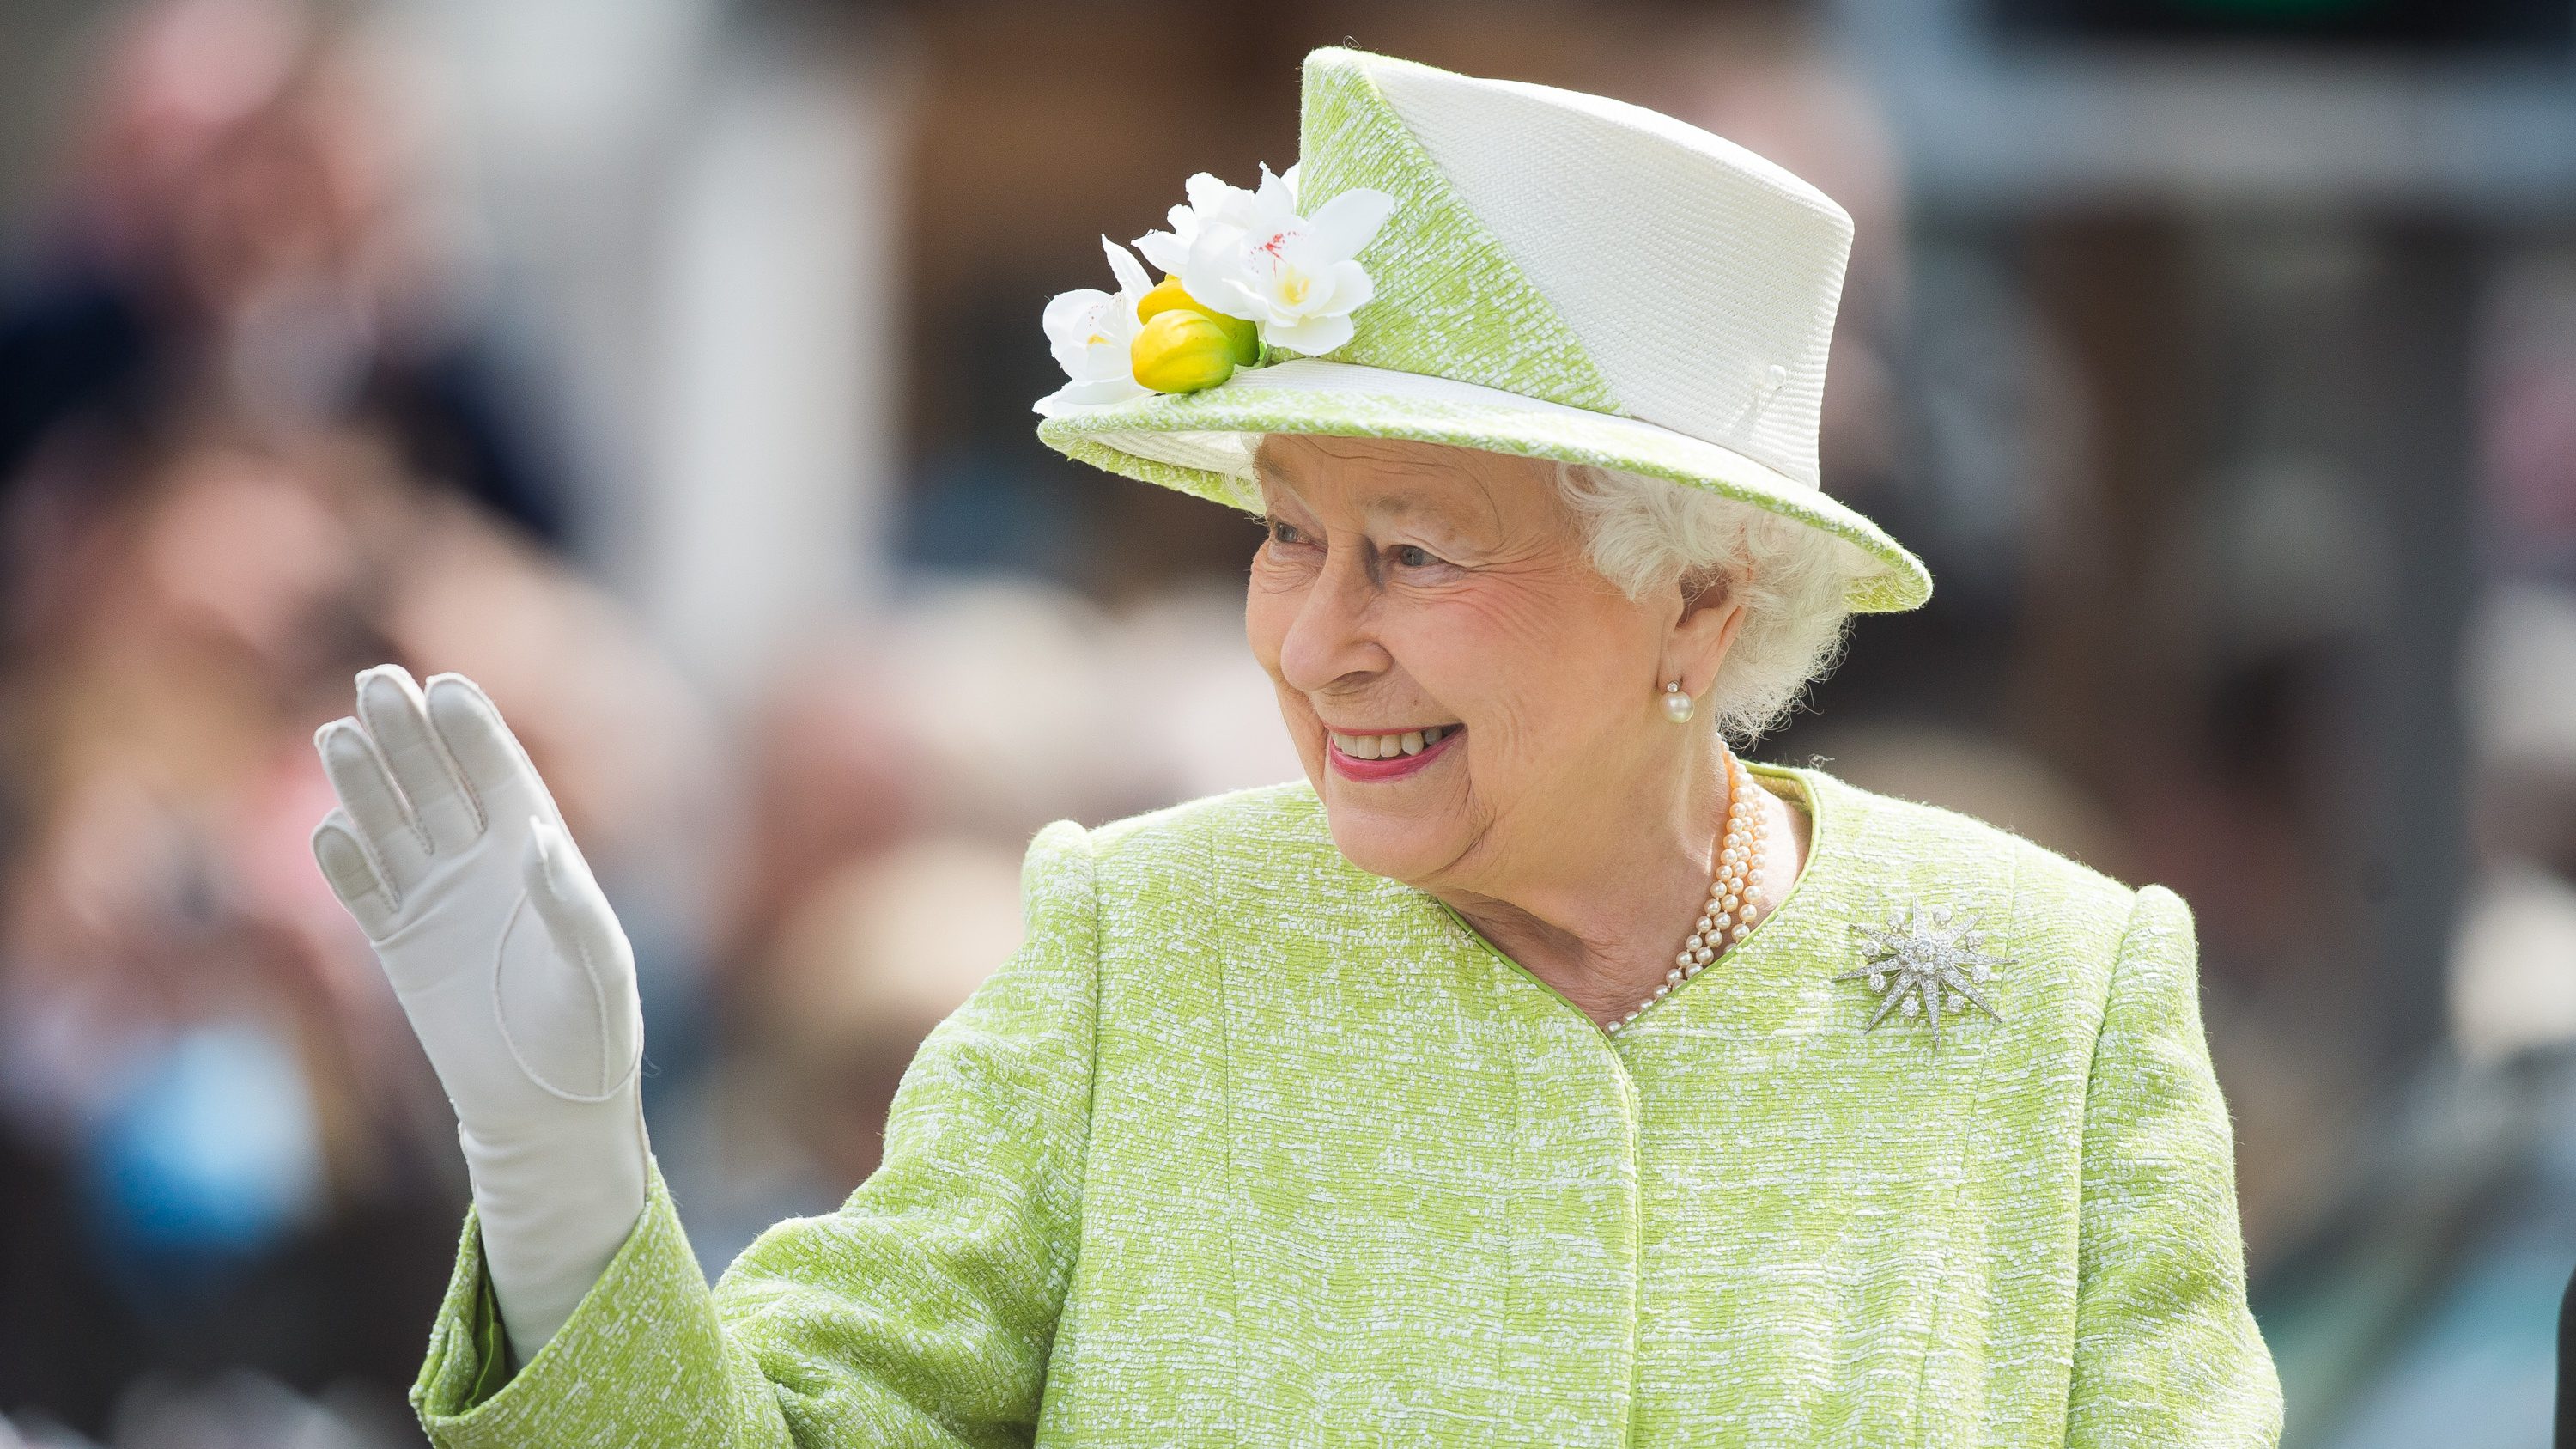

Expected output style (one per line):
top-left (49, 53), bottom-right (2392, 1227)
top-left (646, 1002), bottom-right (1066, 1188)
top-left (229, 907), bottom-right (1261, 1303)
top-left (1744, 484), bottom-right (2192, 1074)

top-left (1277, 539), bottom-right (1388, 695)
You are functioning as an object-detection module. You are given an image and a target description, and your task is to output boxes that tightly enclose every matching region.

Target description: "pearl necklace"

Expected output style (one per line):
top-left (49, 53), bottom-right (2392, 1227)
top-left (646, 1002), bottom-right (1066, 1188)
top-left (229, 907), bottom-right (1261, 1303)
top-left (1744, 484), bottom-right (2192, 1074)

top-left (1603, 749), bottom-right (1770, 1036)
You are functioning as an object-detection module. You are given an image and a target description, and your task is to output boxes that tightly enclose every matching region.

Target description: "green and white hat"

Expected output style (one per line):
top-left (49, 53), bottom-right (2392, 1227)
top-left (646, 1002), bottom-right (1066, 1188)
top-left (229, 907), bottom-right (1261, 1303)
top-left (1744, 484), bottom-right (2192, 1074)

top-left (1032, 46), bottom-right (1931, 614)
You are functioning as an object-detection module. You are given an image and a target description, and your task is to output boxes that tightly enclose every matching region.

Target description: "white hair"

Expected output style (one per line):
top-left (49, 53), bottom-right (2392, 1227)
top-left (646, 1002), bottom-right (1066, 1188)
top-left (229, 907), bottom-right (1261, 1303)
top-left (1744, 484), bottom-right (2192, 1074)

top-left (1552, 461), bottom-right (1854, 744)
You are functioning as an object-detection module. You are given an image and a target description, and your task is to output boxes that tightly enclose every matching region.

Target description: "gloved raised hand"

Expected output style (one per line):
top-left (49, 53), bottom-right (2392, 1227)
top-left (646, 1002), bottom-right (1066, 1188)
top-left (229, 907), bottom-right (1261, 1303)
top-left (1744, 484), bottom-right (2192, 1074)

top-left (310, 664), bottom-right (648, 1366)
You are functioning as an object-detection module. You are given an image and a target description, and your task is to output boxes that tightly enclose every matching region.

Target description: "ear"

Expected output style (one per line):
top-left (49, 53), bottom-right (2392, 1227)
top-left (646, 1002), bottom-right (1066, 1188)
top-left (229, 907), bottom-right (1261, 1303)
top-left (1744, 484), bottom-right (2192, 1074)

top-left (1660, 576), bottom-right (1748, 700)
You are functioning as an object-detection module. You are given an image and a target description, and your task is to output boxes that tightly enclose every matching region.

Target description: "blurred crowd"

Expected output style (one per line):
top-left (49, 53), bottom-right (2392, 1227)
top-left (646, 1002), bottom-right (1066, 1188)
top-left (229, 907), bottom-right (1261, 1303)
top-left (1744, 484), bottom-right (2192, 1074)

top-left (0, 2), bottom-right (686, 1436)
top-left (0, 1), bottom-right (2570, 1446)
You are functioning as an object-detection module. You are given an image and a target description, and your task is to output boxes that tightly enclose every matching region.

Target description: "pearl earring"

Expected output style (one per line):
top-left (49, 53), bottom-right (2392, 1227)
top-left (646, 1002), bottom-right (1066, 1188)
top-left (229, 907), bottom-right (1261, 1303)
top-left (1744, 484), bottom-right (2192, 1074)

top-left (1661, 680), bottom-right (1695, 724)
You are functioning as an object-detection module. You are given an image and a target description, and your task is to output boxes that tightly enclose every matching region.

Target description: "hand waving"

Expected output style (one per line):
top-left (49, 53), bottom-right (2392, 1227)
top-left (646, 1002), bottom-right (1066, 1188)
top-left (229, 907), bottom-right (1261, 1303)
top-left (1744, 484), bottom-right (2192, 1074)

top-left (311, 664), bottom-right (649, 1362)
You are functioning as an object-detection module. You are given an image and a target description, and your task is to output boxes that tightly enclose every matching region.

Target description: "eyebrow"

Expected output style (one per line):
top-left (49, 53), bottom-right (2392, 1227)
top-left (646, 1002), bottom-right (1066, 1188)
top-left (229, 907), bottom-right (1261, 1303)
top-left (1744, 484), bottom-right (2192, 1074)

top-left (1256, 460), bottom-right (1476, 521)
top-left (1357, 489), bottom-right (1444, 521)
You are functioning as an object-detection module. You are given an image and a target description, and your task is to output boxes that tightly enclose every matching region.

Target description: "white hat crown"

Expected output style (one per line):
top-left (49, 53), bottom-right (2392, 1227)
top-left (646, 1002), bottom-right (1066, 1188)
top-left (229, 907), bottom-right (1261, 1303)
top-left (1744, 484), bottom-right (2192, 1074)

top-left (1358, 56), bottom-right (1855, 490)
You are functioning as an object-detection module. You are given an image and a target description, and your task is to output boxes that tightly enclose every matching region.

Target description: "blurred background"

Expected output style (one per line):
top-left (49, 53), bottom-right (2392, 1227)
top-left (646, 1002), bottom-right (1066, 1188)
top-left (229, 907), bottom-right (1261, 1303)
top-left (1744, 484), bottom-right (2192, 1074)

top-left (0, 0), bottom-right (2568, 1443)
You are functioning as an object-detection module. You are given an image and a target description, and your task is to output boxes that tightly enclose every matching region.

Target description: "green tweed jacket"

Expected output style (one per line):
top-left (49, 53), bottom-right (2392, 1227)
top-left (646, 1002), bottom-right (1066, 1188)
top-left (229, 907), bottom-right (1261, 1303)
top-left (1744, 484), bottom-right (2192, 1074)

top-left (408, 764), bottom-right (2283, 1446)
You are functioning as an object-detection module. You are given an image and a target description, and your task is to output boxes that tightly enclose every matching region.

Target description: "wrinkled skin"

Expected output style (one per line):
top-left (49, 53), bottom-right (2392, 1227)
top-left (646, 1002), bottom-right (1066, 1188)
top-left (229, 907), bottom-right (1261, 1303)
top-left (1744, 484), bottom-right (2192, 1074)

top-left (1243, 435), bottom-right (1810, 1027)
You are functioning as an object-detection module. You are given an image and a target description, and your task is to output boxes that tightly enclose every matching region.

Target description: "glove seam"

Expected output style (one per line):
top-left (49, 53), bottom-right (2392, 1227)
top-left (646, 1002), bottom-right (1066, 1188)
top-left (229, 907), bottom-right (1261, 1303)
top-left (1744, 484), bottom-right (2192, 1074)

top-left (348, 706), bottom-right (441, 861)
top-left (345, 808), bottom-right (408, 918)
top-left (492, 891), bottom-right (642, 1105)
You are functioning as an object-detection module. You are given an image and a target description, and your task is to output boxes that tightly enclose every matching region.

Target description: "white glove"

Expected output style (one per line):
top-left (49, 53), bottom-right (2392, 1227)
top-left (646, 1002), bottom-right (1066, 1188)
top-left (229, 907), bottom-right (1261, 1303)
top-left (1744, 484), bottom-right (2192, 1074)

top-left (309, 664), bottom-right (648, 1367)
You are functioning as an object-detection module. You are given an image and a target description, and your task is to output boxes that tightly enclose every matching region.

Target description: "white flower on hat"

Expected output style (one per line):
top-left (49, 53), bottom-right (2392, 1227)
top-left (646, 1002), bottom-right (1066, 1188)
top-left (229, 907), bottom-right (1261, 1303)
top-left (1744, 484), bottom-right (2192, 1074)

top-left (1133, 172), bottom-right (1268, 276)
top-left (1034, 237), bottom-right (1157, 416)
top-left (1174, 164), bottom-right (1394, 358)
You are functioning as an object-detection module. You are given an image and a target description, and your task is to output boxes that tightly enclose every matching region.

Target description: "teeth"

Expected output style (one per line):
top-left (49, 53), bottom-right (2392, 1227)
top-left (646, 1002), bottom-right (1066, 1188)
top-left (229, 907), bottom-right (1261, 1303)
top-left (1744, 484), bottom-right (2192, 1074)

top-left (1332, 726), bottom-right (1456, 760)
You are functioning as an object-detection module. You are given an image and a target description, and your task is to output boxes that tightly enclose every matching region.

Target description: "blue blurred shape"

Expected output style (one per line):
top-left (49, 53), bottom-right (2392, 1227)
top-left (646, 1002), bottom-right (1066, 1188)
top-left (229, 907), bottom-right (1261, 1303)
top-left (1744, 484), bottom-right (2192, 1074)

top-left (86, 1020), bottom-right (325, 1267)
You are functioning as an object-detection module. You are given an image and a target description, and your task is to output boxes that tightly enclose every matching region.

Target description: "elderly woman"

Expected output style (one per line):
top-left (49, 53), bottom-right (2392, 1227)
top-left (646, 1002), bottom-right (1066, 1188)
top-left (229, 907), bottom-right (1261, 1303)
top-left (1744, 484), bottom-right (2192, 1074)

top-left (309, 47), bottom-right (2281, 1447)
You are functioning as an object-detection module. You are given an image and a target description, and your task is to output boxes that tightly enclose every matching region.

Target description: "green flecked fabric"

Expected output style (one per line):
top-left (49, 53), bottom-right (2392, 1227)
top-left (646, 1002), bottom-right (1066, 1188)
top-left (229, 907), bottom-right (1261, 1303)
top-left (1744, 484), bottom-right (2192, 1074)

top-left (410, 766), bottom-right (2281, 1446)
top-left (461, 1264), bottom-right (511, 1409)
top-left (1286, 51), bottom-right (1622, 414)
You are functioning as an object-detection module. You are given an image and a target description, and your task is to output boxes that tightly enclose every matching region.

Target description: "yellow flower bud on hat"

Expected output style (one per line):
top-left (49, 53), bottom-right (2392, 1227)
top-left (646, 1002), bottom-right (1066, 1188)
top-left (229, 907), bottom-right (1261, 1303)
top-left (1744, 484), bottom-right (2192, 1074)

top-left (1130, 310), bottom-right (1241, 394)
top-left (1138, 275), bottom-right (1260, 367)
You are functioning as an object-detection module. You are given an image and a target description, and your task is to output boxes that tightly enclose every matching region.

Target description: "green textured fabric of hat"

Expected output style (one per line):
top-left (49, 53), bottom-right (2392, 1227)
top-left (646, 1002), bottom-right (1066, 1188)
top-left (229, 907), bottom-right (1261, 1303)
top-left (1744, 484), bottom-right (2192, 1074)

top-left (1035, 46), bottom-right (1933, 614)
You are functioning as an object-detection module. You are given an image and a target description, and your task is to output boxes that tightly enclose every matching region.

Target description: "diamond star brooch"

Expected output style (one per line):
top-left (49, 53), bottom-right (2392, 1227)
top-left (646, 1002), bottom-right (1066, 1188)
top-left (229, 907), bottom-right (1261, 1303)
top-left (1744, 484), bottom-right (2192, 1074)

top-left (1836, 904), bottom-right (2012, 1049)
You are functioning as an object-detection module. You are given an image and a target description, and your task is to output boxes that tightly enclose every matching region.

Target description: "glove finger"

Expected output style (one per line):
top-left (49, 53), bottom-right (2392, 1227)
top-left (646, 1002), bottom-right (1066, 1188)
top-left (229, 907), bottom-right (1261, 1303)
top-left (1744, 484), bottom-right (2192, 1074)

top-left (356, 664), bottom-right (483, 855)
top-left (311, 810), bottom-right (399, 936)
top-left (314, 717), bottom-right (431, 890)
top-left (422, 673), bottom-right (562, 828)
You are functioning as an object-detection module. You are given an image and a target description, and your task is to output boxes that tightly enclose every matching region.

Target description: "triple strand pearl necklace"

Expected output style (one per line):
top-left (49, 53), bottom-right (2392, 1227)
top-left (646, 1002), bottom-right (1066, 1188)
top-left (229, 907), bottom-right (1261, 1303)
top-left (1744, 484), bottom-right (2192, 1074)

top-left (1603, 748), bottom-right (1771, 1037)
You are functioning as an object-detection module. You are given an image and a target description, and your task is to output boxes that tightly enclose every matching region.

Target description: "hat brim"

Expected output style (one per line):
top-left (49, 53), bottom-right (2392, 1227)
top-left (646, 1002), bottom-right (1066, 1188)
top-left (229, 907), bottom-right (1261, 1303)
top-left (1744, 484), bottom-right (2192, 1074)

top-left (1036, 359), bottom-right (1930, 614)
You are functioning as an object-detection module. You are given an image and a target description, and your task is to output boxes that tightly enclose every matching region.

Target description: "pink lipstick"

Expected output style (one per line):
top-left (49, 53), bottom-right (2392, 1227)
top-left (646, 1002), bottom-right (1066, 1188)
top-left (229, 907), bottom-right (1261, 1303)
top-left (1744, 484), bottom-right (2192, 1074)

top-left (1326, 726), bottom-right (1463, 782)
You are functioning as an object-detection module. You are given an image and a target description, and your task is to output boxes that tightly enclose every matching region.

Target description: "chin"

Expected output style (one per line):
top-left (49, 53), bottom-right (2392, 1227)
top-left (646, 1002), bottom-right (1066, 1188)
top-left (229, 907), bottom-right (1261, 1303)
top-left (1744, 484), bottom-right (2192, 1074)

top-left (1291, 716), bottom-right (1475, 884)
top-left (1315, 790), bottom-right (1459, 886)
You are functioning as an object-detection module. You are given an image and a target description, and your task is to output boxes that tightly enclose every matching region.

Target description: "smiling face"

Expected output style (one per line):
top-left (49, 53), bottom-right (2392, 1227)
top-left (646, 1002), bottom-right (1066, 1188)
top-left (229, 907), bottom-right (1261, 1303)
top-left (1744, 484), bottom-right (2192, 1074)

top-left (1246, 435), bottom-right (1742, 896)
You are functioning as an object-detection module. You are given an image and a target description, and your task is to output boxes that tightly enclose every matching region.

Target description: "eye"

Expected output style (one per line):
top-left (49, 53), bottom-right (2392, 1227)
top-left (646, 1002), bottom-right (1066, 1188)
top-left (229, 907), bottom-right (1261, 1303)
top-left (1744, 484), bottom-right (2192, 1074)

top-left (1266, 518), bottom-right (1306, 545)
top-left (1393, 544), bottom-right (1440, 568)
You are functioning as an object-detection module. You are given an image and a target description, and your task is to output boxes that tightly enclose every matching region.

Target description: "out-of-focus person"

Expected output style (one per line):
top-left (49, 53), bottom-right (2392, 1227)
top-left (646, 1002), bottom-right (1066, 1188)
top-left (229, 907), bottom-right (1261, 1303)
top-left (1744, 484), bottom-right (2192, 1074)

top-left (0, 425), bottom-right (443, 1426)
top-left (0, 0), bottom-right (572, 554)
